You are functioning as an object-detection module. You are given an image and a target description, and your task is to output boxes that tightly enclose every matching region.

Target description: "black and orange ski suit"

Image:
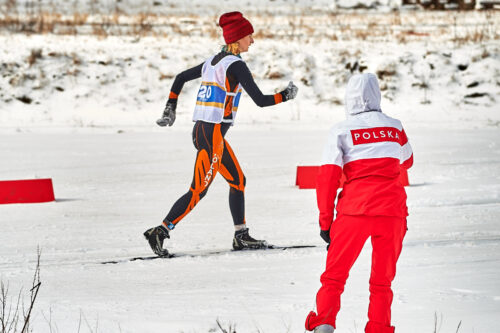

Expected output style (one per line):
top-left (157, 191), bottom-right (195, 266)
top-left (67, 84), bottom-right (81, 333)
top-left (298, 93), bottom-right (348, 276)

top-left (162, 51), bottom-right (285, 230)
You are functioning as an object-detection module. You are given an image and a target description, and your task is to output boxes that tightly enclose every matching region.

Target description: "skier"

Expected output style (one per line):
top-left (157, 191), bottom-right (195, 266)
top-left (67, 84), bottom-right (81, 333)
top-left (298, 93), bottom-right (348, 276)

top-left (144, 11), bottom-right (298, 256)
top-left (305, 73), bottom-right (413, 333)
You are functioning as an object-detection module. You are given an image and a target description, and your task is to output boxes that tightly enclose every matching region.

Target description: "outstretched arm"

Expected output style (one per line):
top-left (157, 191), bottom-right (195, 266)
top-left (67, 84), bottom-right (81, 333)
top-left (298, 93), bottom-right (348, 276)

top-left (157, 62), bottom-right (203, 127)
top-left (168, 63), bottom-right (204, 103)
top-left (228, 61), bottom-right (297, 107)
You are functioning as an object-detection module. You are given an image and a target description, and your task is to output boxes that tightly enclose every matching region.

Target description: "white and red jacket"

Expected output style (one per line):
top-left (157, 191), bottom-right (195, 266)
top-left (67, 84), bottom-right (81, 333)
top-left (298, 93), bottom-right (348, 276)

top-left (317, 74), bottom-right (413, 231)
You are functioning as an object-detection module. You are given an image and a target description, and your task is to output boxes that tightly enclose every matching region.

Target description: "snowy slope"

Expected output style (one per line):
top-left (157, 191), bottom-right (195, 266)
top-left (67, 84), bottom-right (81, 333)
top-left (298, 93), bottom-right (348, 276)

top-left (0, 33), bottom-right (498, 132)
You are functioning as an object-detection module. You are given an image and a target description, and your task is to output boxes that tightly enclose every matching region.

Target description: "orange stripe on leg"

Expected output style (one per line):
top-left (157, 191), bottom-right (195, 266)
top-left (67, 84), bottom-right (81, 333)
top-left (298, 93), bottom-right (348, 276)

top-left (212, 124), bottom-right (224, 163)
top-left (171, 189), bottom-right (197, 224)
top-left (171, 149), bottom-right (210, 224)
top-left (224, 140), bottom-right (245, 191)
top-left (219, 164), bottom-right (235, 182)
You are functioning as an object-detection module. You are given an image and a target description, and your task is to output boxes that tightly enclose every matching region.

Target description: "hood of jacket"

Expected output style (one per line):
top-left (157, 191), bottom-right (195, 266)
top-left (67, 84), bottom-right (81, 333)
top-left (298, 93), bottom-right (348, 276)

top-left (344, 73), bottom-right (382, 118)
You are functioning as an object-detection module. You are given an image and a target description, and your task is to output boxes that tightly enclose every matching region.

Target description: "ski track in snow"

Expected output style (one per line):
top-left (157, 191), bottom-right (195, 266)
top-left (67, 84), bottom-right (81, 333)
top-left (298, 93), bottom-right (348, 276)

top-left (1, 127), bottom-right (499, 333)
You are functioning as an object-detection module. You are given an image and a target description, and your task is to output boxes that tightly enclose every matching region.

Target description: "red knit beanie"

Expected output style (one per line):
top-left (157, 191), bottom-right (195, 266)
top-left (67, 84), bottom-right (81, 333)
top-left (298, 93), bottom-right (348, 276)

top-left (219, 11), bottom-right (254, 44)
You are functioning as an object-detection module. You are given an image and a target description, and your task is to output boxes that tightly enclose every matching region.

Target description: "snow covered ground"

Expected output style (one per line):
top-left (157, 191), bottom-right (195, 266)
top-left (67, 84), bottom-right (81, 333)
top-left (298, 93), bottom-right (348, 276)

top-left (1, 3), bottom-right (500, 333)
top-left (1, 125), bottom-right (499, 333)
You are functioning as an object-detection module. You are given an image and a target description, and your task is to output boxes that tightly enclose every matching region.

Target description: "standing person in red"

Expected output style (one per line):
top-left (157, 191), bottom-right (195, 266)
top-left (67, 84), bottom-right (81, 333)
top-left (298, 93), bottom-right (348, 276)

top-left (144, 12), bottom-right (298, 256)
top-left (305, 73), bottom-right (413, 333)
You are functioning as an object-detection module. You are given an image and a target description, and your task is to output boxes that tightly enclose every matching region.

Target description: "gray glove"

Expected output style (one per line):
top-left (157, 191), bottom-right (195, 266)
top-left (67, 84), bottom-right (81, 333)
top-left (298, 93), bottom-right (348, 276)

top-left (281, 81), bottom-right (298, 101)
top-left (156, 101), bottom-right (176, 127)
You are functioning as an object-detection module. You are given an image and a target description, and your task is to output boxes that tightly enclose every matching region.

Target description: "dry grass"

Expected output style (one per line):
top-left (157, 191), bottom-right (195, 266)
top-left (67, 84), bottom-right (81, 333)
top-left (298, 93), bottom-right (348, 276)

top-left (266, 71), bottom-right (285, 79)
top-left (159, 73), bottom-right (174, 80)
top-left (26, 48), bottom-right (42, 66)
top-left (0, 1), bottom-right (498, 44)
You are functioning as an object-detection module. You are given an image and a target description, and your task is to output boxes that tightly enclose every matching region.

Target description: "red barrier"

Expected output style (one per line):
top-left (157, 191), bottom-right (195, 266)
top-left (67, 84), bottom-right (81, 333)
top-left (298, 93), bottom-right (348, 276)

top-left (0, 178), bottom-right (55, 204)
top-left (295, 166), bottom-right (319, 189)
top-left (296, 166), bottom-right (409, 189)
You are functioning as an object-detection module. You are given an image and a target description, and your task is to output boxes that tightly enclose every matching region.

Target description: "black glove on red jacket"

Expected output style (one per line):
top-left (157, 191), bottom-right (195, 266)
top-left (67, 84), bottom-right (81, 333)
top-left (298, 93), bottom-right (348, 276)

top-left (320, 229), bottom-right (330, 251)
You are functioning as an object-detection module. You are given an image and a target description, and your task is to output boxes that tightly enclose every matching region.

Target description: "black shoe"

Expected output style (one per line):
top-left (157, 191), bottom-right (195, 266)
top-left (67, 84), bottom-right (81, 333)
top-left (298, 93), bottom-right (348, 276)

top-left (232, 228), bottom-right (268, 250)
top-left (144, 225), bottom-right (170, 257)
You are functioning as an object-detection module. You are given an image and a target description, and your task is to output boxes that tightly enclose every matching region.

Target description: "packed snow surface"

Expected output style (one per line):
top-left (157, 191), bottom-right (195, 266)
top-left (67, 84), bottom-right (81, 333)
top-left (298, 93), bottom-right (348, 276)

top-left (1, 126), bottom-right (499, 333)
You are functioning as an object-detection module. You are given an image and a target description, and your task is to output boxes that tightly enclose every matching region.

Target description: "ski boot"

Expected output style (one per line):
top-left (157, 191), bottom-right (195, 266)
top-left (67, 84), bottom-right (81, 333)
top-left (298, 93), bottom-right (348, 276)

top-left (314, 324), bottom-right (334, 333)
top-left (143, 225), bottom-right (170, 257)
top-left (232, 228), bottom-right (268, 250)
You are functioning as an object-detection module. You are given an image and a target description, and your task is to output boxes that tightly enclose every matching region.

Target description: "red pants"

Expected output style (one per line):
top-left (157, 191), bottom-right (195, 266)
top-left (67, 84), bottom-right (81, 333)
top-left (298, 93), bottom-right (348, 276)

top-left (306, 214), bottom-right (406, 333)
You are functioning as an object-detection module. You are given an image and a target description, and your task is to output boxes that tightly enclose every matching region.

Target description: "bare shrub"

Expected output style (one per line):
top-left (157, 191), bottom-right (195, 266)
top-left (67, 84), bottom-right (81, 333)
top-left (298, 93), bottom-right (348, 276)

top-left (0, 250), bottom-right (42, 333)
top-left (481, 48), bottom-right (490, 59)
top-left (15, 95), bottom-right (33, 104)
top-left (396, 33), bottom-right (407, 44)
top-left (159, 73), bottom-right (174, 80)
top-left (376, 62), bottom-right (397, 80)
top-left (92, 23), bottom-right (108, 39)
top-left (215, 318), bottom-right (237, 333)
top-left (27, 49), bottom-right (42, 67)
top-left (72, 12), bottom-right (89, 26)
top-left (39, 12), bottom-right (60, 34)
top-left (267, 71), bottom-right (284, 79)
top-left (134, 13), bottom-right (153, 36)
top-left (71, 53), bottom-right (82, 66)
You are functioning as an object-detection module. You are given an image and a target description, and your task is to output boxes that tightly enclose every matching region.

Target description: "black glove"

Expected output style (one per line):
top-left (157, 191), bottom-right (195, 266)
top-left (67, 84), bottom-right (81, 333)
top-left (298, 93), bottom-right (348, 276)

top-left (320, 229), bottom-right (331, 251)
top-left (280, 81), bottom-right (298, 101)
top-left (156, 101), bottom-right (177, 127)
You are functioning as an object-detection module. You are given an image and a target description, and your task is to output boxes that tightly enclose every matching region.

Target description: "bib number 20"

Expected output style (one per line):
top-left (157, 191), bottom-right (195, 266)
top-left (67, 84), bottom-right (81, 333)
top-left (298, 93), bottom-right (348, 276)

top-left (198, 85), bottom-right (212, 99)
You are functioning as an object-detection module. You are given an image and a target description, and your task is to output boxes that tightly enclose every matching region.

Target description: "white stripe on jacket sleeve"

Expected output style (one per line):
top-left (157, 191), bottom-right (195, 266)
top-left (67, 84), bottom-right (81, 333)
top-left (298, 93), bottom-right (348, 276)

top-left (321, 127), bottom-right (344, 167)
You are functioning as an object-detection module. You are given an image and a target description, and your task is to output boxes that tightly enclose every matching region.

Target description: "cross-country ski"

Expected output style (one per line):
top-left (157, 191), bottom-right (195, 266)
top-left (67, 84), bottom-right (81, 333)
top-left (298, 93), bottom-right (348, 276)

top-left (100, 245), bottom-right (317, 264)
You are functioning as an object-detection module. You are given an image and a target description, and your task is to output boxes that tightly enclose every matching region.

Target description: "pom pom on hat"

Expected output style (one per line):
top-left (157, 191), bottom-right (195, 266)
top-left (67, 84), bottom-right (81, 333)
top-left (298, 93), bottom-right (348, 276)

top-left (219, 11), bottom-right (254, 44)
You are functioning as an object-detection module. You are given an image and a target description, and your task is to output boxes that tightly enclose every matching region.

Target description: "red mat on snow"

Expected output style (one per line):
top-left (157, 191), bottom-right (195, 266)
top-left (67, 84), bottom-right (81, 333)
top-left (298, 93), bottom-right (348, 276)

top-left (296, 166), bottom-right (409, 189)
top-left (0, 178), bottom-right (55, 204)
